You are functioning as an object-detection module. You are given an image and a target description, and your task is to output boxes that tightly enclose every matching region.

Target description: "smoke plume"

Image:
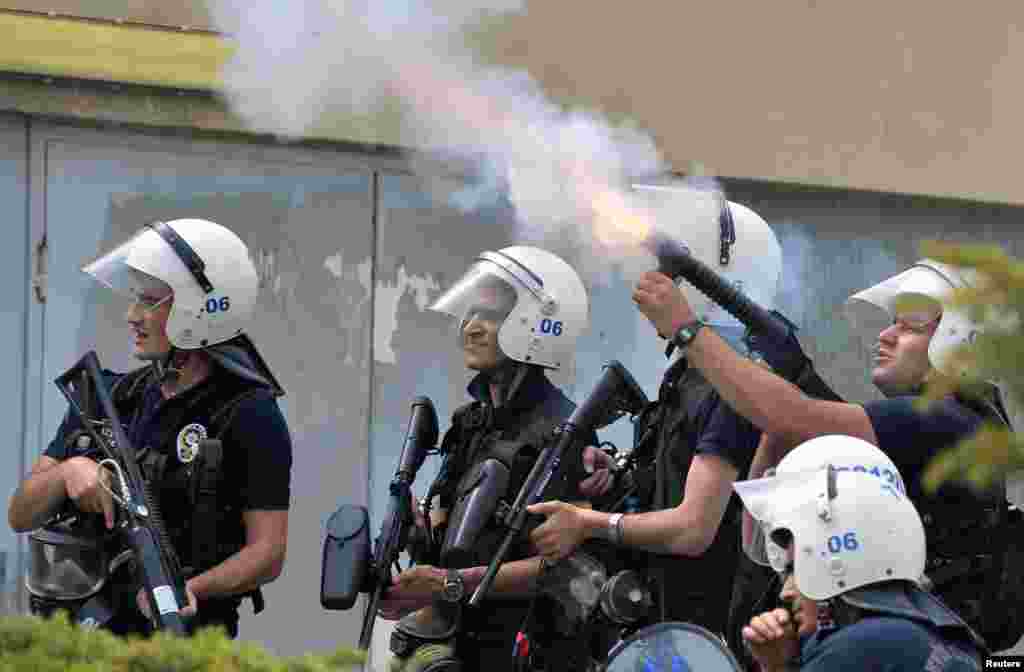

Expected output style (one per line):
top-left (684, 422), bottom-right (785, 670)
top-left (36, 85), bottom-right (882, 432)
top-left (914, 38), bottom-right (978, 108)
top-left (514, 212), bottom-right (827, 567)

top-left (208, 0), bottom-right (718, 283)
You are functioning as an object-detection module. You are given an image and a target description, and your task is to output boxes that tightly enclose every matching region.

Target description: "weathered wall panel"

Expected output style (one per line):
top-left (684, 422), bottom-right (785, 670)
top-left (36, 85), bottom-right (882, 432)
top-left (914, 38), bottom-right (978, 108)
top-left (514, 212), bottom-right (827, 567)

top-left (0, 114), bottom-right (27, 612)
top-left (26, 121), bottom-right (379, 653)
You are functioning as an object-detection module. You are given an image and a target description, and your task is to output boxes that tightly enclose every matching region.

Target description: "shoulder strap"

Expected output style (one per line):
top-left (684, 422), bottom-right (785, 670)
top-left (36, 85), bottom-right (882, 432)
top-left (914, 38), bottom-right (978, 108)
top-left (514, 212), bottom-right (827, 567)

top-left (208, 387), bottom-right (271, 439)
top-left (431, 402), bottom-right (484, 509)
top-left (111, 365), bottom-right (154, 405)
top-left (189, 384), bottom-right (269, 614)
top-left (653, 369), bottom-right (712, 510)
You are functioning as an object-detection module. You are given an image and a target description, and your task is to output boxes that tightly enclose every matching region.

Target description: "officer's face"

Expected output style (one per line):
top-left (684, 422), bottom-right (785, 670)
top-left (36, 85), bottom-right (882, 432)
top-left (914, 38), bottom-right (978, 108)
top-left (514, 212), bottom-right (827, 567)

top-left (461, 309), bottom-right (507, 372)
top-left (125, 290), bottom-right (174, 361)
top-left (871, 309), bottom-right (940, 397)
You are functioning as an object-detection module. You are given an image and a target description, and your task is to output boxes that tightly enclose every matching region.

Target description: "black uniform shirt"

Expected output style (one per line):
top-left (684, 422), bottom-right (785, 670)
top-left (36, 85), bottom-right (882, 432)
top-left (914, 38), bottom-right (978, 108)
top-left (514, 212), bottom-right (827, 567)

top-left (45, 364), bottom-right (292, 632)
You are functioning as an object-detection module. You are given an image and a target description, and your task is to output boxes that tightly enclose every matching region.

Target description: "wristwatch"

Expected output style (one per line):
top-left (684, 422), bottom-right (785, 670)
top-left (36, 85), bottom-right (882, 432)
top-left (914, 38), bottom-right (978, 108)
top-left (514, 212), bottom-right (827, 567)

top-left (441, 569), bottom-right (465, 603)
top-left (608, 513), bottom-right (625, 545)
top-left (672, 319), bottom-right (707, 353)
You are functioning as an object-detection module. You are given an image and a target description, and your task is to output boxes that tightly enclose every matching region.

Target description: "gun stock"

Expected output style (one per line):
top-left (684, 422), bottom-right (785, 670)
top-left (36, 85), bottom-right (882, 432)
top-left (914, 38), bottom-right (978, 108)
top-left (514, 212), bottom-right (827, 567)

top-left (469, 361), bottom-right (646, 606)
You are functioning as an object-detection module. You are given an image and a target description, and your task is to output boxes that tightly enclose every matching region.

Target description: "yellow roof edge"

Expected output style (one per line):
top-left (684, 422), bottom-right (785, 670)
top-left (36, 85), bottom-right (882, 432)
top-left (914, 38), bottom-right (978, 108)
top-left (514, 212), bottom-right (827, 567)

top-left (0, 9), bottom-right (232, 91)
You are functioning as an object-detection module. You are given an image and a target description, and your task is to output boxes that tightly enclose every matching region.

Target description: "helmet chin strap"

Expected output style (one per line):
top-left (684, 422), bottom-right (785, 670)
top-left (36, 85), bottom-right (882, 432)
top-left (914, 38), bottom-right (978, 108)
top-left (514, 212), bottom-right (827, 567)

top-left (153, 347), bottom-right (187, 386)
top-left (816, 600), bottom-right (836, 629)
top-left (483, 357), bottom-right (529, 407)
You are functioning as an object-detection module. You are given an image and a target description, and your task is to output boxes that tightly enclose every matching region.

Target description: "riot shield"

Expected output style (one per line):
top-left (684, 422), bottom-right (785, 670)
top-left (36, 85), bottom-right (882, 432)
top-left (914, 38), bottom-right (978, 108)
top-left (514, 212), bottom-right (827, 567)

top-left (605, 622), bottom-right (742, 672)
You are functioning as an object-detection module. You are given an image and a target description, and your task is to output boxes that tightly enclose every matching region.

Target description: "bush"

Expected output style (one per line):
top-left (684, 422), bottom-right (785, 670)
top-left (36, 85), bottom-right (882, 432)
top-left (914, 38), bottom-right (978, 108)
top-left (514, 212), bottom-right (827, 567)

top-left (0, 612), bottom-right (365, 671)
top-left (918, 241), bottom-right (1024, 493)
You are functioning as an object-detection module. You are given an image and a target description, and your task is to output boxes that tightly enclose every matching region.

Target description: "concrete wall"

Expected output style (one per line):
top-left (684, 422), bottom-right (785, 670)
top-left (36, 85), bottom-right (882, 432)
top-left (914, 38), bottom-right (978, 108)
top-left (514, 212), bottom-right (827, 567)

top-left (2, 115), bottom-right (1022, 661)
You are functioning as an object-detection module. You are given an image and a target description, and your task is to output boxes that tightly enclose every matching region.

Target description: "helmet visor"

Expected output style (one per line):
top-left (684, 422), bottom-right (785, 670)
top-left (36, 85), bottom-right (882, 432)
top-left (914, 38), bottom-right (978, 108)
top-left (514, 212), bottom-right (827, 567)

top-left (734, 467), bottom-right (833, 571)
top-left (82, 229), bottom-right (173, 306)
top-left (430, 260), bottom-right (520, 327)
top-left (845, 263), bottom-right (952, 327)
top-left (26, 528), bottom-right (107, 600)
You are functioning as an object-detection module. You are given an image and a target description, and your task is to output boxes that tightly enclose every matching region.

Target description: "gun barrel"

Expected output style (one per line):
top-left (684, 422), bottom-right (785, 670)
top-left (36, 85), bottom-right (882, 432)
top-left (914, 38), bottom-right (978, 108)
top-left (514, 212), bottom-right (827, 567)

top-left (646, 232), bottom-right (790, 345)
top-left (359, 584), bottom-right (384, 650)
top-left (646, 232), bottom-right (844, 402)
top-left (125, 524), bottom-right (188, 635)
top-left (396, 397), bottom-right (438, 483)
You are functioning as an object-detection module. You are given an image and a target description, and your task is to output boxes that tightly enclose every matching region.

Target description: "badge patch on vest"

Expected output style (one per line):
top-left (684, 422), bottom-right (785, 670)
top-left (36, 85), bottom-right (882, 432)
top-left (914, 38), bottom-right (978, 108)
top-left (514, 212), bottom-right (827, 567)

top-left (176, 423), bottom-right (207, 464)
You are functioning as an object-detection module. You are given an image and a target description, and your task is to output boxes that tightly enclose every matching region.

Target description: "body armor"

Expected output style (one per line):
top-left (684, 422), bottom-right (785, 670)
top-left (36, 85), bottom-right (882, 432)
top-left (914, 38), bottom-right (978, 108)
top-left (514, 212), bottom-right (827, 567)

top-left (392, 366), bottom-right (584, 672)
top-left (33, 363), bottom-right (271, 631)
top-left (434, 372), bottom-right (575, 570)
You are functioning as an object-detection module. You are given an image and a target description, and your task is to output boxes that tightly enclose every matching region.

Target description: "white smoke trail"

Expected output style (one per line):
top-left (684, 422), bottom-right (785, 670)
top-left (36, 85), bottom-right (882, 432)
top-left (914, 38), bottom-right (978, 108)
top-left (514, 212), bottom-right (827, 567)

top-left (208, 0), bottom-right (719, 283)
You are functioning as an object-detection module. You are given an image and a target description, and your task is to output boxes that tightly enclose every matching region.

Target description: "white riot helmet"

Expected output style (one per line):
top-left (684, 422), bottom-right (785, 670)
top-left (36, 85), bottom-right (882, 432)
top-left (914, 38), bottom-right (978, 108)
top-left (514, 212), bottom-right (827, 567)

top-left (734, 467), bottom-right (926, 601)
top-left (429, 246), bottom-right (589, 370)
top-left (83, 219), bottom-right (259, 350)
top-left (632, 183), bottom-right (782, 330)
top-left (845, 260), bottom-right (978, 378)
top-left (743, 435), bottom-right (906, 569)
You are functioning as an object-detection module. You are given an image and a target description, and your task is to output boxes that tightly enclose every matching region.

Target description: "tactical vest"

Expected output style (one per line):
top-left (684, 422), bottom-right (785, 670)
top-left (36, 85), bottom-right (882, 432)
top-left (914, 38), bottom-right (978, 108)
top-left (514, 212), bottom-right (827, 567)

top-left (919, 392), bottom-right (1023, 652)
top-left (613, 361), bottom-right (743, 635)
top-left (434, 387), bottom-right (575, 569)
top-left (108, 365), bottom-right (269, 613)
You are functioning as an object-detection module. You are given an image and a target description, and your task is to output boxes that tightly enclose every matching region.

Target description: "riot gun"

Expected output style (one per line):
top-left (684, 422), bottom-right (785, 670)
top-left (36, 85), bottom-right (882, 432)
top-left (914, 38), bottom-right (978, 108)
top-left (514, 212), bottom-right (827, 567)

top-left (319, 396), bottom-right (439, 650)
top-left (645, 231), bottom-right (844, 402)
top-left (54, 351), bottom-right (190, 635)
top-left (468, 360), bottom-right (648, 607)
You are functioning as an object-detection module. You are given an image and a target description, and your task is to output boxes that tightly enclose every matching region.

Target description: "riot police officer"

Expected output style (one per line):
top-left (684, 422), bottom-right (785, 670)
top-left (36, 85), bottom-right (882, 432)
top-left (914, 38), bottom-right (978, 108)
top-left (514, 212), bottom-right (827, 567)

top-left (9, 219), bottom-right (292, 638)
top-left (378, 246), bottom-right (595, 672)
top-left (634, 251), bottom-right (1023, 652)
top-left (736, 438), bottom-right (985, 671)
top-left (527, 192), bottom-right (779, 643)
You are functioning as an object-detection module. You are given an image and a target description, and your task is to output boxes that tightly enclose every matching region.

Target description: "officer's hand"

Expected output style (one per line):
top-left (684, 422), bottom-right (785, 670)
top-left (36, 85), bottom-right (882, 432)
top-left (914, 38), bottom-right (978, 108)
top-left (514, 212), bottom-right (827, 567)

top-left (742, 607), bottom-right (800, 671)
top-left (632, 271), bottom-right (695, 339)
top-left (61, 457), bottom-right (115, 529)
top-left (378, 566), bottom-right (445, 621)
top-left (526, 501), bottom-right (588, 562)
top-left (579, 446), bottom-right (614, 498)
top-left (180, 579), bottom-right (199, 619)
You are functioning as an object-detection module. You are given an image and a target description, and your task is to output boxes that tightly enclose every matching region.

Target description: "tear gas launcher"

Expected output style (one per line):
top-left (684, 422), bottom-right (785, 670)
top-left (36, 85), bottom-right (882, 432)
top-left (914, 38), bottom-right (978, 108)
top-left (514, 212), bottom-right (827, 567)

top-left (319, 396), bottom-right (439, 650)
top-left (646, 232), bottom-right (844, 402)
top-left (468, 360), bottom-right (649, 606)
top-left (55, 351), bottom-right (191, 635)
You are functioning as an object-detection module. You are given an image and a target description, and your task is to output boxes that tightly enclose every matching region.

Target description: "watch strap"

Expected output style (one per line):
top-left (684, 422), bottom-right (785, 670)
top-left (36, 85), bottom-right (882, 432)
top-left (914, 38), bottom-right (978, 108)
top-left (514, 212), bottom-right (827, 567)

top-left (442, 568), bottom-right (464, 602)
top-left (608, 513), bottom-right (625, 545)
top-left (672, 319), bottom-right (707, 352)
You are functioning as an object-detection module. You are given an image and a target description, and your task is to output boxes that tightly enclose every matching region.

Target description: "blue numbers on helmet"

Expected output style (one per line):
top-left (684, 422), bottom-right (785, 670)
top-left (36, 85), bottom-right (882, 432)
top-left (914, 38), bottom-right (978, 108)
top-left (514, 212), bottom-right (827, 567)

top-left (827, 532), bottom-right (859, 553)
top-left (538, 319), bottom-right (563, 336)
top-left (205, 296), bottom-right (231, 314)
top-left (833, 463), bottom-right (906, 495)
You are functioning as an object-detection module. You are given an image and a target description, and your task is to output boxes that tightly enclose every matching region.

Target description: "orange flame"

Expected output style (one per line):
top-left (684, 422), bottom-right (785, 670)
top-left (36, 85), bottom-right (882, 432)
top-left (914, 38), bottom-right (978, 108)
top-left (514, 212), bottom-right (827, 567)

top-left (588, 189), bottom-right (653, 250)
